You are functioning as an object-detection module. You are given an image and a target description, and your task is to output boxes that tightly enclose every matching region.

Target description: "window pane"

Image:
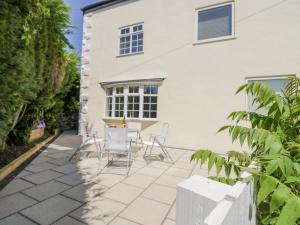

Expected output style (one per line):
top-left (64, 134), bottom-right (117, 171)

top-left (150, 86), bottom-right (158, 94)
top-left (144, 86), bottom-right (151, 94)
top-left (198, 4), bottom-right (232, 41)
top-left (151, 112), bottom-right (157, 118)
top-left (144, 96), bottom-right (150, 103)
top-left (247, 79), bottom-right (286, 113)
top-left (151, 104), bottom-right (157, 110)
top-left (143, 111), bottom-right (150, 118)
top-left (116, 87), bottom-right (124, 94)
top-left (106, 88), bottom-right (113, 96)
top-left (151, 96), bottom-right (157, 103)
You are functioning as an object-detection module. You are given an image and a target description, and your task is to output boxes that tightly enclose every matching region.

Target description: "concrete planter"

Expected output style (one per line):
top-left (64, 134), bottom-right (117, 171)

top-left (176, 175), bottom-right (255, 225)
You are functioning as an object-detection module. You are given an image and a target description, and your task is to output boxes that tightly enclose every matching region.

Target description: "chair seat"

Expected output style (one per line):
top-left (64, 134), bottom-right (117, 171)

top-left (105, 143), bottom-right (130, 153)
top-left (143, 141), bottom-right (159, 147)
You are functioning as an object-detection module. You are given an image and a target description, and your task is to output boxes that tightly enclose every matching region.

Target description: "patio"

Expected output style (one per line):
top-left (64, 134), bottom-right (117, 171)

top-left (0, 131), bottom-right (210, 225)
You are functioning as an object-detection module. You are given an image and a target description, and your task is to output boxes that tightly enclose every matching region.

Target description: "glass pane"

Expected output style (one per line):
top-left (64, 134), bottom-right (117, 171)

top-left (138, 33), bottom-right (143, 39)
top-left (144, 86), bottom-right (151, 94)
top-left (116, 87), bottom-right (124, 94)
top-left (247, 79), bottom-right (287, 113)
top-left (151, 112), bottom-right (157, 118)
top-left (151, 96), bottom-right (157, 103)
top-left (134, 111), bottom-right (139, 117)
top-left (132, 47), bottom-right (137, 53)
top-left (144, 104), bottom-right (149, 110)
top-left (151, 104), bottom-right (157, 110)
top-left (144, 96), bottom-right (150, 103)
top-left (143, 111), bottom-right (150, 118)
top-left (198, 4), bottom-right (232, 40)
top-left (132, 34), bottom-right (137, 40)
top-left (106, 88), bottom-right (113, 96)
top-left (150, 86), bottom-right (158, 94)
top-left (134, 96), bottom-right (139, 102)
top-left (134, 104), bottom-right (139, 110)
top-left (138, 46), bottom-right (143, 52)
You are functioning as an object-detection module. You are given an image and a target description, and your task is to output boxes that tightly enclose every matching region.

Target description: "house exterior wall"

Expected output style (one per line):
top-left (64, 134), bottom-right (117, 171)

top-left (80, 0), bottom-right (300, 152)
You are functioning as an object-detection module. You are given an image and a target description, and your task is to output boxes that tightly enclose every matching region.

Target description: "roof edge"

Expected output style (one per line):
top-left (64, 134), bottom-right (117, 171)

top-left (100, 78), bottom-right (166, 87)
top-left (82, 0), bottom-right (130, 14)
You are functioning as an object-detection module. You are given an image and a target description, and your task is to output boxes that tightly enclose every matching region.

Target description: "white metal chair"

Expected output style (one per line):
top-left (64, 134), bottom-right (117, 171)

top-left (127, 122), bottom-right (143, 145)
top-left (100, 127), bottom-right (132, 176)
top-left (143, 123), bottom-right (173, 162)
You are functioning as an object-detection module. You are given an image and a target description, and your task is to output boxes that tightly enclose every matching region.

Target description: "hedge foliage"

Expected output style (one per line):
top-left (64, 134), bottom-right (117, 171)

top-left (0, 0), bottom-right (79, 151)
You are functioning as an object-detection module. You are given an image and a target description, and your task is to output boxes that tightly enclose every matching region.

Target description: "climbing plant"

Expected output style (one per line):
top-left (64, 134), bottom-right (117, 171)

top-left (192, 77), bottom-right (300, 225)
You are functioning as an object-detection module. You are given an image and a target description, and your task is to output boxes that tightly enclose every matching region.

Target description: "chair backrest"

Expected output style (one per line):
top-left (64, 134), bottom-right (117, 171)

top-left (157, 123), bottom-right (169, 144)
top-left (127, 122), bottom-right (142, 132)
top-left (104, 128), bottom-right (128, 152)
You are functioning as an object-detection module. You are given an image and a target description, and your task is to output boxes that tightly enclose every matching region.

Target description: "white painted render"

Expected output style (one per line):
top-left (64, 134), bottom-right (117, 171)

top-left (80, 0), bottom-right (300, 152)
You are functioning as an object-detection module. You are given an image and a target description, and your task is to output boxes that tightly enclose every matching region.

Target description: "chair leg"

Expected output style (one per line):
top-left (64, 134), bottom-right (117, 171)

top-left (149, 141), bottom-right (155, 156)
top-left (126, 151), bottom-right (131, 176)
top-left (161, 146), bottom-right (174, 162)
top-left (144, 144), bottom-right (149, 156)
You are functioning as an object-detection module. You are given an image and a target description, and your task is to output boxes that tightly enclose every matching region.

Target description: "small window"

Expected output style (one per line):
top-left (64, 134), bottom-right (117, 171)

top-left (119, 24), bottom-right (144, 55)
top-left (247, 78), bottom-right (287, 114)
top-left (197, 3), bottom-right (233, 41)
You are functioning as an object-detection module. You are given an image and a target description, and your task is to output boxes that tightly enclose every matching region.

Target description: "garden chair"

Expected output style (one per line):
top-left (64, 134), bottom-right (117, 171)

top-left (99, 127), bottom-right (133, 176)
top-left (127, 122), bottom-right (143, 145)
top-left (143, 123), bottom-right (173, 162)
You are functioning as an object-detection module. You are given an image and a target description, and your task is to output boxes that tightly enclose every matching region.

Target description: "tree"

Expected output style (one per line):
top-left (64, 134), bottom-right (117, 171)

top-left (0, 0), bottom-right (73, 150)
top-left (192, 77), bottom-right (300, 225)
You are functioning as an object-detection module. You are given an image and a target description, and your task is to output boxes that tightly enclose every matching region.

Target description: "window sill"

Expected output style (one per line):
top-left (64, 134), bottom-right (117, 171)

top-left (116, 52), bottom-right (144, 58)
top-left (102, 117), bottom-right (158, 122)
top-left (193, 36), bottom-right (236, 46)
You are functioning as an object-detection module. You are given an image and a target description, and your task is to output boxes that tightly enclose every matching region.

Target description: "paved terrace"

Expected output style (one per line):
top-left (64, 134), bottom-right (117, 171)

top-left (0, 131), bottom-right (211, 225)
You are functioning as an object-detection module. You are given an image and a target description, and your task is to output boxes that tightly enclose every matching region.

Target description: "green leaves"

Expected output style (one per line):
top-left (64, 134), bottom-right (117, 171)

top-left (276, 197), bottom-right (300, 225)
top-left (270, 184), bottom-right (290, 212)
top-left (192, 77), bottom-right (300, 225)
top-left (257, 175), bottom-right (278, 206)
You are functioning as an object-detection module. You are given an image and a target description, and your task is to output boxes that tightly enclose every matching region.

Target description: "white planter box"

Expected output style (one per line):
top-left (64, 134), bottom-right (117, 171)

top-left (176, 175), bottom-right (232, 225)
top-left (176, 175), bottom-right (255, 225)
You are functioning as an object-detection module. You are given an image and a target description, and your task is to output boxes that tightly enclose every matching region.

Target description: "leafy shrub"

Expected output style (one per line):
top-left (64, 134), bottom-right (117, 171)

top-left (192, 77), bottom-right (300, 225)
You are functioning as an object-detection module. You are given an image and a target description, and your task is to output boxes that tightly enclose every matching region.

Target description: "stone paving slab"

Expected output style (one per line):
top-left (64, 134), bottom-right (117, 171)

top-left (122, 174), bottom-right (155, 189)
top-left (109, 217), bottom-right (139, 225)
top-left (22, 170), bottom-right (63, 185)
top-left (70, 197), bottom-right (126, 225)
top-left (61, 183), bottom-right (106, 203)
top-left (142, 183), bottom-right (176, 205)
top-left (21, 195), bottom-right (82, 225)
top-left (56, 172), bottom-right (85, 186)
top-left (52, 216), bottom-right (86, 225)
top-left (0, 193), bottom-right (37, 219)
top-left (22, 180), bottom-right (71, 201)
top-left (102, 183), bottom-right (143, 204)
top-left (52, 163), bottom-right (79, 174)
top-left (0, 132), bottom-right (199, 225)
top-left (0, 214), bottom-right (37, 225)
top-left (0, 179), bottom-right (34, 198)
top-left (25, 162), bottom-right (58, 173)
top-left (120, 197), bottom-right (170, 225)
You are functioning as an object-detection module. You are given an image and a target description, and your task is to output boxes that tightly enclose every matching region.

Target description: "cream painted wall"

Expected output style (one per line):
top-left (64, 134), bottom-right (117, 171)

top-left (80, 0), bottom-right (300, 152)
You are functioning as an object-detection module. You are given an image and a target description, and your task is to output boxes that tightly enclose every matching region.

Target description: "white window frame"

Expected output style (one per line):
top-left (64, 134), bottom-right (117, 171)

top-left (119, 23), bottom-right (144, 56)
top-left (104, 84), bottom-right (159, 120)
top-left (195, 2), bottom-right (235, 45)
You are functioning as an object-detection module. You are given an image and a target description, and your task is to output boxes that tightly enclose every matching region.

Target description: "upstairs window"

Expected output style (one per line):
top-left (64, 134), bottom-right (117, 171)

top-left (119, 24), bottom-right (144, 55)
top-left (197, 3), bottom-right (233, 41)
